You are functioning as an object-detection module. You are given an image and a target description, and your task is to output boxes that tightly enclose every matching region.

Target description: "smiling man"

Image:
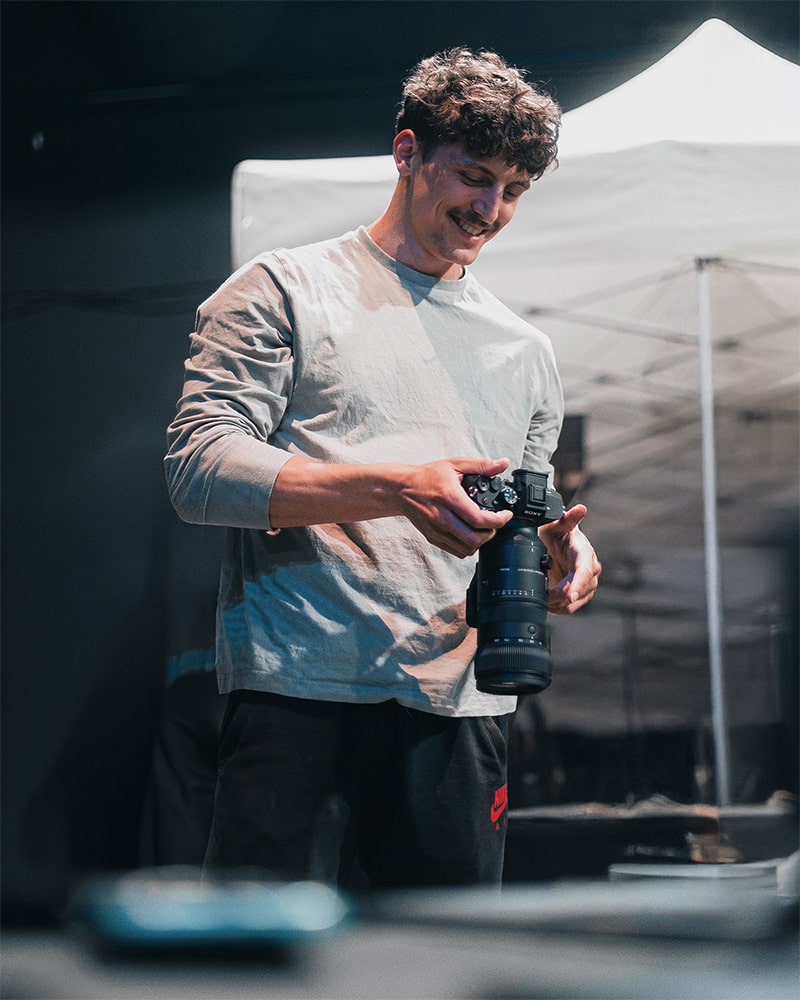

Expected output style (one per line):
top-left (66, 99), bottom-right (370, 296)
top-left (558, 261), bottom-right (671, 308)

top-left (165, 48), bottom-right (600, 889)
top-left (370, 140), bottom-right (531, 279)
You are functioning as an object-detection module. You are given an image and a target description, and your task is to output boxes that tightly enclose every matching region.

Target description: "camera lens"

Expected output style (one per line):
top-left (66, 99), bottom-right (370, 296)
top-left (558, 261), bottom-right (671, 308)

top-left (470, 521), bottom-right (552, 695)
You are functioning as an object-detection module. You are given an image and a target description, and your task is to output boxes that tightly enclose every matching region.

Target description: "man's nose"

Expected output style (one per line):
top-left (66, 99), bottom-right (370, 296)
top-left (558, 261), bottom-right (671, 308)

top-left (472, 187), bottom-right (504, 224)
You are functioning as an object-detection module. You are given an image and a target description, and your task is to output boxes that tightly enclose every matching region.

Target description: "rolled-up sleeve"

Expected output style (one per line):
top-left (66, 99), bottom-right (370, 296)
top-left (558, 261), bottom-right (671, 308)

top-left (165, 259), bottom-right (296, 530)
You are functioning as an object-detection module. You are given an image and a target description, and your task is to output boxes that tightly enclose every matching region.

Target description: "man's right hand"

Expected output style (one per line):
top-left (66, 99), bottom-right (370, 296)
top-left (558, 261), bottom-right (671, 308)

top-left (396, 457), bottom-right (514, 558)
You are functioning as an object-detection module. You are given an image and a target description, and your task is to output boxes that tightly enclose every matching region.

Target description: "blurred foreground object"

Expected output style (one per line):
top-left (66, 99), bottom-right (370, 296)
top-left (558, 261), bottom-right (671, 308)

top-left (69, 866), bottom-right (350, 953)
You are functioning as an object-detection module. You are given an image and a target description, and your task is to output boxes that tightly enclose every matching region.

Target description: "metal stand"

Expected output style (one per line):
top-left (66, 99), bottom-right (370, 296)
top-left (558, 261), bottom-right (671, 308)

top-left (695, 257), bottom-right (731, 806)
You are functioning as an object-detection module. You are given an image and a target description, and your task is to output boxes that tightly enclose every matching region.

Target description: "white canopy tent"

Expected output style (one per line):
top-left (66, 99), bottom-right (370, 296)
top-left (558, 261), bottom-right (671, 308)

top-left (231, 21), bottom-right (799, 802)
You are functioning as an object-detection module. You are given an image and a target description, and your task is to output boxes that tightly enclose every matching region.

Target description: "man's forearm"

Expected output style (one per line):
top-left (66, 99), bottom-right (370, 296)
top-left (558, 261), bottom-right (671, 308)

top-left (268, 455), bottom-right (410, 528)
top-left (270, 454), bottom-right (515, 560)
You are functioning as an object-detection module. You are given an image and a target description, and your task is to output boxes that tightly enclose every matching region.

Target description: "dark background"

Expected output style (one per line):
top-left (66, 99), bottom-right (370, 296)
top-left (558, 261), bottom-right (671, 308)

top-left (2, 1), bottom-right (798, 922)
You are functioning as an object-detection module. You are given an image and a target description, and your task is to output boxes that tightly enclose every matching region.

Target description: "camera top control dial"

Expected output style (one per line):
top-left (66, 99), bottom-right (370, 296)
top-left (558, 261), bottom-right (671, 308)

top-left (462, 474), bottom-right (519, 512)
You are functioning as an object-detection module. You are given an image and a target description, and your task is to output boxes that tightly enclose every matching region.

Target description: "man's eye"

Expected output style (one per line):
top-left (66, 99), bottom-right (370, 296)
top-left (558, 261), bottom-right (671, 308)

top-left (461, 174), bottom-right (485, 185)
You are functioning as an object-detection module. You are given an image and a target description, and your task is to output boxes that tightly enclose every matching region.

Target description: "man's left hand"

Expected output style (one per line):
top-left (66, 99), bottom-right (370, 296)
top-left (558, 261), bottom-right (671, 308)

top-left (538, 504), bottom-right (601, 614)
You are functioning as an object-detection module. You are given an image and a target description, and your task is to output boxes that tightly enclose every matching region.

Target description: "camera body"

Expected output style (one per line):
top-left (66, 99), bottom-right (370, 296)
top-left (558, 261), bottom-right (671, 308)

top-left (462, 469), bottom-right (564, 696)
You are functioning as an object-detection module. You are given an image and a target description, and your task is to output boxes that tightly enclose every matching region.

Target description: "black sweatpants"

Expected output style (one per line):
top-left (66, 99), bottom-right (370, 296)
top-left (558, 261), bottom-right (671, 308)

top-left (205, 691), bottom-right (510, 889)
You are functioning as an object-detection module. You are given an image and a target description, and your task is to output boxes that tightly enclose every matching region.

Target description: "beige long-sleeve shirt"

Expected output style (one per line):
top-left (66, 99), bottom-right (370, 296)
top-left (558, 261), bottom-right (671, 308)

top-left (165, 227), bottom-right (563, 716)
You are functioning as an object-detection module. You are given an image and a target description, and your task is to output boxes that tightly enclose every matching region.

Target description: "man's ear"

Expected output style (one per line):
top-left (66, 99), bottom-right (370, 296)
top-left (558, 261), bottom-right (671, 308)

top-left (393, 129), bottom-right (419, 176)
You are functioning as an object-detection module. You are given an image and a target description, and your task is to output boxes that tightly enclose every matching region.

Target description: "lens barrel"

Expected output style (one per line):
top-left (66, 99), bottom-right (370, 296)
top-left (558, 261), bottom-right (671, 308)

top-left (470, 520), bottom-right (553, 695)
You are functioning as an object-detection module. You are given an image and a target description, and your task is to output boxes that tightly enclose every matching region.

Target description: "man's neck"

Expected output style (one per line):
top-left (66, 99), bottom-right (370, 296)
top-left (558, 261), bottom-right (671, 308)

top-left (366, 213), bottom-right (467, 281)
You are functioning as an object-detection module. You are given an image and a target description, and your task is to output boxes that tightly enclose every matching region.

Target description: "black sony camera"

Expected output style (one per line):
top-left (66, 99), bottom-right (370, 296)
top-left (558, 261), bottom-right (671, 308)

top-left (462, 469), bottom-right (564, 695)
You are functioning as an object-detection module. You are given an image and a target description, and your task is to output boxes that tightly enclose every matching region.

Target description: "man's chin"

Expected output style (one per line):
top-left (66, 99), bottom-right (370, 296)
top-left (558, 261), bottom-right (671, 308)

top-left (450, 244), bottom-right (484, 268)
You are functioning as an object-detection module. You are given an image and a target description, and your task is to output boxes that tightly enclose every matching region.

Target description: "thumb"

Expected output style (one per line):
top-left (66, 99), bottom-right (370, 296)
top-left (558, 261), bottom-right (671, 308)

top-left (558, 504), bottom-right (588, 531)
top-left (455, 456), bottom-right (510, 478)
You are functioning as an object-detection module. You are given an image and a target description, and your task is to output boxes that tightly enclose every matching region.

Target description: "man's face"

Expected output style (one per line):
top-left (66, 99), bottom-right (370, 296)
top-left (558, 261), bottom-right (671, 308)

top-left (399, 138), bottom-right (531, 279)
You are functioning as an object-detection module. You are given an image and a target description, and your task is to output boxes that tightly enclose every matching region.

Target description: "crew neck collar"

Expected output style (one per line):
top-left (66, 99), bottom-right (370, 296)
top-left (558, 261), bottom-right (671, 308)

top-left (356, 226), bottom-right (469, 291)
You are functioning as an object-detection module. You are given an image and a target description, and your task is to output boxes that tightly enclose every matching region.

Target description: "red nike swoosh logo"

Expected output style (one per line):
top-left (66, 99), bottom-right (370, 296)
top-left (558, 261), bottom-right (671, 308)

top-left (490, 800), bottom-right (507, 823)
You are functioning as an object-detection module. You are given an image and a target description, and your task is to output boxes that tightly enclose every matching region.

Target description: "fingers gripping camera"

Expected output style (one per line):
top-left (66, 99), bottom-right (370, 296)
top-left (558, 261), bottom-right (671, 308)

top-left (462, 469), bottom-right (564, 523)
top-left (462, 470), bottom-right (564, 696)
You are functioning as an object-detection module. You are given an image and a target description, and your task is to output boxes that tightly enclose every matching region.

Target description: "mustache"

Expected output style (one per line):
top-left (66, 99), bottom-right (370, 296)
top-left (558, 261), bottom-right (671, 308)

top-left (454, 210), bottom-right (499, 233)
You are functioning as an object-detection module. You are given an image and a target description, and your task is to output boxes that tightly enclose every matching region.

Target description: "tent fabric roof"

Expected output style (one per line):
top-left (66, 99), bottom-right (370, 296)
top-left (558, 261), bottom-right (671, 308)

top-left (557, 18), bottom-right (800, 156)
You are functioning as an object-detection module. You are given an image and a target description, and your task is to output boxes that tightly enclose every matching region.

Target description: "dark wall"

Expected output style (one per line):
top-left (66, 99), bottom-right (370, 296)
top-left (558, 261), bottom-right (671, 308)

top-left (1, 186), bottom-right (231, 918)
top-left (2, 1), bottom-right (798, 922)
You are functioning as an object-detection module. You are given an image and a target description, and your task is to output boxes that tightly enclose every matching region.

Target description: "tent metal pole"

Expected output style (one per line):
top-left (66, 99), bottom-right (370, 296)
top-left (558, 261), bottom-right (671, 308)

top-left (695, 257), bottom-right (731, 806)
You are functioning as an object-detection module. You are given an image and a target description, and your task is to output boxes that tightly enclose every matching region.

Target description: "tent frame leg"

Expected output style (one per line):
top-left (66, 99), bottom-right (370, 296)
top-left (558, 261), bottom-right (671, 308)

top-left (696, 257), bottom-right (731, 806)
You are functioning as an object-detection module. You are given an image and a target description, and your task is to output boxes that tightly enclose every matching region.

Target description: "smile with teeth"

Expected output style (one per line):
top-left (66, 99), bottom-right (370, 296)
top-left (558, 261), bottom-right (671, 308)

top-left (452, 214), bottom-right (488, 237)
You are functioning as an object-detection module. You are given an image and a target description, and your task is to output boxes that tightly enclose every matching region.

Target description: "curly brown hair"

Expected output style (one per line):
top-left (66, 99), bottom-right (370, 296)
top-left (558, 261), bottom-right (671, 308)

top-left (396, 48), bottom-right (561, 180)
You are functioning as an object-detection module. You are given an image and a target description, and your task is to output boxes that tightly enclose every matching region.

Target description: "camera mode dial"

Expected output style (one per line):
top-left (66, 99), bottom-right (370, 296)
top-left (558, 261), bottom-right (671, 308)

top-left (462, 475), bottom-right (519, 512)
